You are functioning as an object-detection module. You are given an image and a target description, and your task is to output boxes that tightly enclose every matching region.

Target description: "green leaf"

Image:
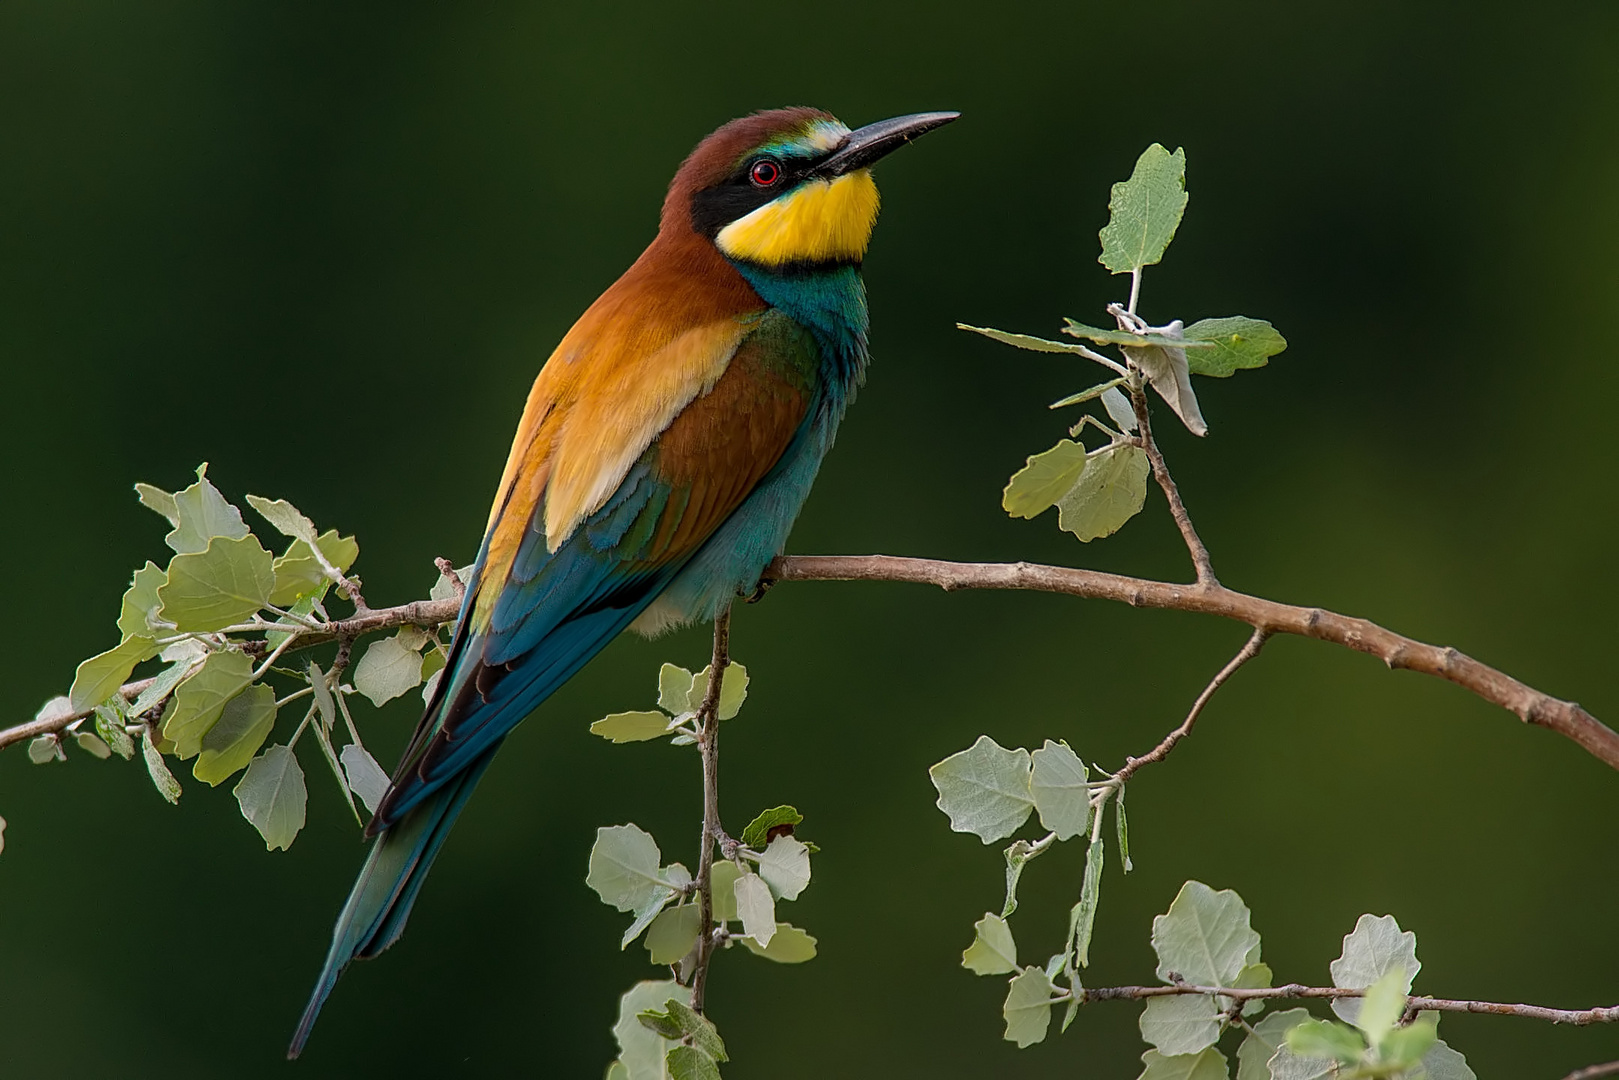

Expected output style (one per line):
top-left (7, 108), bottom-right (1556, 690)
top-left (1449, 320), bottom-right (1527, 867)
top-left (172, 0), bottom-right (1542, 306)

top-left (1055, 444), bottom-right (1150, 542)
top-left (269, 530), bottom-right (359, 606)
top-left (1003, 440), bottom-right (1088, 520)
top-left (134, 482), bottom-right (180, 527)
top-left (709, 861), bottom-right (741, 922)
top-left (1151, 881), bottom-right (1261, 988)
top-left (756, 835), bottom-right (810, 900)
top-left (161, 649), bottom-right (255, 759)
top-left (591, 710), bottom-right (677, 744)
top-left (233, 744), bottom-right (307, 850)
top-left (657, 664), bottom-right (694, 713)
top-left (1379, 1013), bottom-right (1438, 1067)
top-left (1136, 1047), bottom-right (1228, 1080)
top-left (1069, 830), bottom-right (1105, 967)
top-left (1115, 785), bottom-right (1132, 871)
top-left (340, 743), bottom-right (391, 814)
top-left (1353, 969), bottom-right (1408, 1047)
top-left (70, 635), bottom-right (158, 713)
top-left (1421, 1040), bottom-right (1478, 1080)
top-left (958, 323), bottom-right (1102, 356)
top-left (117, 561), bottom-right (168, 638)
top-left (429, 564), bottom-right (474, 602)
top-left (622, 885), bottom-right (679, 951)
top-left (1061, 320), bottom-right (1214, 351)
top-left (163, 466), bottom-right (251, 555)
top-left (193, 683), bottom-right (277, 785)
top-left (94, 704), bottom-right (135, 759)
top-left (28, 735), bottom-right (61, 764)
top-left (1231, 962), bottom-right (1272, 1018)
top-left (1139, 995), bottom-right (1221, 1057)
top-left (665, 1046), bottom-right (721, 1080)
top-left (611, 980), bottom-right (689, 1080)
top-left (1002, 840), bottom-right (1030, 917)
top-left (1030, 739), bottom-right (1089, 840)
top-left (1125, 328), bottom-right (1207, 436)
top-left (1098, 143), bottom-right (1188, 274)
top-left (1235, 1007), bottom-right (1312, 1080)
top-left (733, 871), bottom-right (776, 945)
top-left (929, 735), bottom-right (1034, 843)
top-left (74, 736), bottom-right (111, 763)
top-left (157, 534), bottom-right (276, 632)
top-left (141, 729), bottom-right (181, 804)
top-left (353, 633), bottom-right (426, 707)
top-left (245, 494), bottom-right (320, 546)
top-left (643, 1000), bottom-right (727, 1063)
top-left (130, 657), bottom-right (197, 717)
top-left (1284, 1018), bottom-right (1364, 1064)
top-left (740, 805), bottom-right (802, 850)
top-left (1002, 967), bottom-right (1055, 1048)
top-left (1182, 316), bottom-right (1287, 377)
top-left (588, 824), bottom-right (672, 915)
top-left (1329, 913), bottom-right (1420, 1024)
top-left (606, 1062), bottom-right (630, 1080)
top-left (739, 923), bottom-right (817, 963)
top-left (962, 912), bottom-right (1018, 976)
top-left (644, 905), bottom-right (701, 965)
top-left (1049, 377), bottom-right (1126, 410)
top-left (684, 662), bottom-right (749, 719)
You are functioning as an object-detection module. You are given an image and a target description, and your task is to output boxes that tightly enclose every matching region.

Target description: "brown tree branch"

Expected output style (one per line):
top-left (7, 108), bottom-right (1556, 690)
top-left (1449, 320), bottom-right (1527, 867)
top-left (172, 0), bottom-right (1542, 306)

top-left (762, 555), bottom-right (1619, 773)
top-left (1076, 981), bottom-right (1619, 1025)
top-left (1564, 1061), bottom-right (1619, 1080)
top-left (689, 607), bottom-right (731, 1014)
top-left (1128, 382), bottom-right (1218, 585)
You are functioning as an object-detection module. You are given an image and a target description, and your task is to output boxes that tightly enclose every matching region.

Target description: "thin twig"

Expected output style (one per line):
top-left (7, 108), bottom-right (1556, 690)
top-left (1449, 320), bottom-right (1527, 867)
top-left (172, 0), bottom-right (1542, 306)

top-left (1564, 1061), bottom-right (1619, 1080)
top-left (1075, 981), bottom-right (1619, 1025)
top-left (690, 607), bottom-right (732, 1014)
top-left (1114, 628), bottom-right (1269, 786)
top-left (1129, 382), bottom-right (1218, 584)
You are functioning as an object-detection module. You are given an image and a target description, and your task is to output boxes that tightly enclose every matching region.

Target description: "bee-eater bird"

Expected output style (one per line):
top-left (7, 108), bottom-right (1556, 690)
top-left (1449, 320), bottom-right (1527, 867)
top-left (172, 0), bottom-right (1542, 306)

top-left (288, 106), bottom-right (957, 1056)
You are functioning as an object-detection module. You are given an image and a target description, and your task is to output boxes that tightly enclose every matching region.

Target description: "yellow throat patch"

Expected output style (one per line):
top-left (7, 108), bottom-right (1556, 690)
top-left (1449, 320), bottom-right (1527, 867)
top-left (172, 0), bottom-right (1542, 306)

top-left (715, 170), bottom-right (880, 267)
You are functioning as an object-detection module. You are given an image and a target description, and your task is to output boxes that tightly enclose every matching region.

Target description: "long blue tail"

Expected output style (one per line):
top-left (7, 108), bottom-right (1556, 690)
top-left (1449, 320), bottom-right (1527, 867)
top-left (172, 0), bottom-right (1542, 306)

top-left (286, 741), bottom-right (502, 1059)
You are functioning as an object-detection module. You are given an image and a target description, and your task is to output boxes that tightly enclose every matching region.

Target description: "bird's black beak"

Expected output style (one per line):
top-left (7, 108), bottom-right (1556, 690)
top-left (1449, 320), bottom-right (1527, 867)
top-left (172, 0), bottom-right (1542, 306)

top-left (816, 111), bottom-right (961, 177)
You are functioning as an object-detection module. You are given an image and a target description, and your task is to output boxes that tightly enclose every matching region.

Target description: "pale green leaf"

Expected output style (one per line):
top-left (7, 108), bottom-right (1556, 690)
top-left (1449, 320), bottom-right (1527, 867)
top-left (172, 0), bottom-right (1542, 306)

top-left (420, 668), bottom-right (442, 707)
top-left (591, 711), bottom-right (677, 743)
top-left (1002, 967), bottom-right (1055, 1048)
top-left (141, 729), bottom-right (181, 804)
top-left (588, 824), bottom-right (671, 916)
top-left (233, 744), bottom-right (307, 850)
top-left (1061, 320), bottom-right (1214, 351)
top-left (622, 885), bottom-right (679, 950)
top-left (1139, 994), bottom-right (1221, 1056)
top-left (161, 649), bottom-right (254, 759)
top-left (157, 534), bottom-right (276, 632)
top-left (1125, 328), bottom-right (1207, 436)
top-left (1098, 143), bottom-right (1188, 274)
top-left (74, 732), bottom-right (113, 759)
top-left (1329, 913), bottom-right (1419, 1024)
top-left (1267, 1046), bottom-right (1338, 1080)
top-left (340, 743), bottom-right (391, 814)
top-left (1069, 831), bottom-right (1106, 967)
top-left (739, 922), bottom-right (817, 963)
top-left (1136, 1047), bottom-right (1228, 1080)
top-left (929, 735), bottom-right (1034, 843)
top-left (353, 633), bottom-right (425, 707)
top-left (1354, 969), bottom-right (1408, 1047)
top-left (269, 530), bottom-right (359, 606)
top-left (1151, 881), bottom-right (1261, 988)
top-left (1030, 739), bottom-right (1089, 840)
top-left (1002, 841), bottom-right (1030, 917)
top-left (612, 980), bottom-right (689, 1080)
top-left (1101, 386), bottom-right (1138, 432)
top-left (1116, 784), bottom-right (1132, 872)
top-left (34, 696), bottom-right (73, 724)
top-left (429, 564), bottom-right (474, 602)
top-left (28, 735), bottom-right (60, 764)
top-left (1049, 377), bottom-right (1126, 410)
top-left (714, 662), bottom-right (747, 719)
top-left (117, 561), bottom-right (168, 638)
top-left (134, 482), bottom-right (180, 526)
top-left (959, 323), bottom-right (1100, 356)
top-left (1003, 440), bottom-right (1087, 520)
top-left (644, 905), bottom-right (701, 965)
top-left (70, 635), bottom-right (158, 713)
top-left (657, 664), bottom-right (694, 714)
top-left (1285, 1018), bottom-right (1364, 1063)
top-left (756, 834), bottom-right (810, 900)
top-left (164, 467), bottom-right (250, 554)
top-left (1182, 317), bottom-right (1287, 377)
top-left (740, 805), bottom-right (802, 850)
top-left (94, 704), bottom-right (135, 759)
top-left (1421, 1039), bottom-right (1477, 1080)
top-left (1055, 445), bottom-right (1150, 541)
top-left (734, 871), bottom-right (776, 945)
top-left (606, 1062), bottom-right (629, 1080)
top-left (245, 494), bottom-right (319, 545)
top-left (1231, 961), bottom-right (1272, 1017)
top-left (131, 657), bottom-right (197, 717)
top-left (193, 683), bottom-right (277, 785)
top-left (709, 861), bottom-right (741, 923)
top-left (1379, 1013), bottom-right (1437, 1067)
top-left (1235, 1007), bottom-right (1311, 1080)
top-left (962, 912), bottom-right (1018, 976)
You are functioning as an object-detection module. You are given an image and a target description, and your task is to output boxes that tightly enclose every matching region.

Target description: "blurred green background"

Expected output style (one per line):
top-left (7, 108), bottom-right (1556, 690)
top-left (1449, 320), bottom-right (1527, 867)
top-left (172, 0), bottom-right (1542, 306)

top-left (3, 2), bottom-right (1616, 1076)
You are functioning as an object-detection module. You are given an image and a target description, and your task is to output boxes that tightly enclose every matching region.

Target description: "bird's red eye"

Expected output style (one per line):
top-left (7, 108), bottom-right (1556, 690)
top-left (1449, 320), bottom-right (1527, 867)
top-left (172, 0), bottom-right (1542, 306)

top-left (749, 159), bottom-right (781, 186)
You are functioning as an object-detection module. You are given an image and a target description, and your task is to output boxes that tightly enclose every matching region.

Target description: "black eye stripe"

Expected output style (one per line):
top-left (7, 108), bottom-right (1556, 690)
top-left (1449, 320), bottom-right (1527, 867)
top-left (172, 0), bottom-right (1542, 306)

top-left (689, 153), bottom-right (825, 238)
